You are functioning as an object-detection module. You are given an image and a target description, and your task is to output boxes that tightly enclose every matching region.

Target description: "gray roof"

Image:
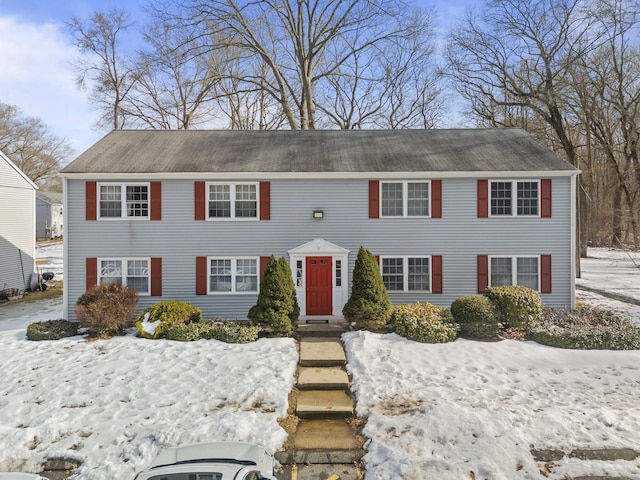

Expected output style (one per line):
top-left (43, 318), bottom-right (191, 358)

top-left (61, 129), bottom-right (575, 175)
top-left (36, 191), bottom-right (63, 204)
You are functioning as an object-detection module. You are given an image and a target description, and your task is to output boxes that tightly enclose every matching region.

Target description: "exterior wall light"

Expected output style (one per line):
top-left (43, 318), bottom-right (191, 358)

top-left (313, 210), bottom-right (324, 219)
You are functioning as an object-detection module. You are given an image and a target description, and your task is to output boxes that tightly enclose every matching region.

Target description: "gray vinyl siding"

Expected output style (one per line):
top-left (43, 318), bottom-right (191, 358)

top-left (0, 158), bottom-right (36, 291)
top-left (64, 175), bottom-right (574, 320)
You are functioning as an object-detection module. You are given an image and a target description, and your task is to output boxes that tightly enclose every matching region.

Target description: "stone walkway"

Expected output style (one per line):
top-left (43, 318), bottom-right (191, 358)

top-left (275, 321), bottom-right (364, 480)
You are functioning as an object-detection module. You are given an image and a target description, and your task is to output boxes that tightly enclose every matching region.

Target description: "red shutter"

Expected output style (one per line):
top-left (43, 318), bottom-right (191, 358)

top-left (86, 257), bottom-right (97, 291)
top-left (150, 182), bottom-right (162, 221)
top-left (260, 181), bottom-right (271, 220)
top-left (369, 180), bottom-right (380, 218)
top-left (477, 179), bottom-right (488, 218)
top-left (194, 182), bottom-right (206, 221)
top-left (541, 179), bottom-right (552, 218)
top-left (260, 256), bottom-right (271, 280)
top-left (540, 254), bottom-right (552, 293)
top-left (477, 255), bottom-right (489, 293)
top-left (431, 180), bottom-right (442, 218)
top-left (86, 182), bottom-right (97, 221)
top-left (431, 255), bottom-right (442, 294)
top-left (150, 258), bottom-right (162, 296)
top-left (375, 255), bottom-right (380, 265)
top-left (196, 256), bottom-right (208, 295)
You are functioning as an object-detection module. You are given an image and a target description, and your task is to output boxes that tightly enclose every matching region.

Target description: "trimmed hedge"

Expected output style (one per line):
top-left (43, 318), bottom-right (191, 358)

top-left (136, 300), bottom-right (202, 339)
top-left (390, 302), bottom-right (459, 343)
top-left (27, 319), bottom-right (78, 341)
top-left (451, 295), bottom-right (500, 338)
top-left (163, 320), bottom-right (259, 343)
top-left (484, 285), bottom-right (543, 330)
top-left (530, 305), bottom-right (640, 350)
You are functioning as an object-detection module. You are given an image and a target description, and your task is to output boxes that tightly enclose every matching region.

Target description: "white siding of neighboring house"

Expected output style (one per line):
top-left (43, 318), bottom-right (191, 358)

top-left (63, 174), bottom-right (576, 321)
top-left (0, 151), bottom-right (37, 292)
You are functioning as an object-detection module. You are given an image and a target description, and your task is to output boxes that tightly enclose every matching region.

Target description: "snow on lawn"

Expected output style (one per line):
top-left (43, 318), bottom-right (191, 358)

top-left (344, 333), bottom-right (640, 479)
top-left (0, 298), bottom-right (297, 479)
top-left (577, 247), bottom-right (640, 304)
top-left (34, 241), bottom-right (63, 283)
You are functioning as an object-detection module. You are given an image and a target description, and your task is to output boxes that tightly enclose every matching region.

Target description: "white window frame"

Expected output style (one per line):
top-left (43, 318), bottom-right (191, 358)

top-left (380, 255), bottom-right (432, 293)
top-left (97, 182), bottom-right (150, 220)
top-left (380, 181), bottom-right (431, 218)
top-left (207, 256), bottom-right (259, 294)
top-left (489, 180), bottom-right (540, 217)
top-left (206, 182), bottom-right (259, 221)
top-left (488, 255), bottom-right (540, 291)
top-left (97, 257), bottom-right (150, 295)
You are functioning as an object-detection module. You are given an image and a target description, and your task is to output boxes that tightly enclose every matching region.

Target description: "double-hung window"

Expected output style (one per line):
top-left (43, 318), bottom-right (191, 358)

top-left (381, 256), bottom-right (431, 292)
top-left (208, 183), bottom-right (258, 219)
top-left (209, 257), bottom-right (258, 293)
top-left (98, 258), bottom-right (150, 294)
top-left (381, 181), bottom-right (430, 217)
top-left (490, 180), bottom-right (539, 216)
top-left (98, 183), bottom-right (149, 219)
top-left (490, 256), bottom-right (539, 290)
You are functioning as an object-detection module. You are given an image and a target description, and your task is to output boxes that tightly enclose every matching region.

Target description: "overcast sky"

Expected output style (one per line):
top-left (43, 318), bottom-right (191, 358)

top-left (0, 0), bottom-right (472, 164)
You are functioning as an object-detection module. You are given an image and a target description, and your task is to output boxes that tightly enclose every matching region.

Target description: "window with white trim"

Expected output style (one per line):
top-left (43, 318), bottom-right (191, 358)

top-left (208, 257), bottom-right (258, 293)
top-left (98, 183), bottom-right (149, 218)
top-left (381, 181), bottom-right (430, 217)
top-left (490, 256), bottom-right (539, 290)
top-left (208, 182), bottom-right (258, 219)
top-left (98, 258), bottom-right (150, 294)
top-left (490, 180), bottom-right (539, 216)
top-left (381, 256), bottom-right (431, 292)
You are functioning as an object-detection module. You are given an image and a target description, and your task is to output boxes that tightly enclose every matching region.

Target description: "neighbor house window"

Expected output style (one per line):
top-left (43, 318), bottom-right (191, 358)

top-left (208, 183), bottom-right (258, 219)
top-left (98, 258), bottom-right (149, 294)
top-left (490, 181), bottom-right (539, 216)
top-left (381, 256), bottom-right (431, 292)
top-left (381, 181), bottom-right (430, 217)
top-left (98, 183), bottom-right (149, 218)
top-left (490, 256), bottom-right (539, 290)
top-left (209, 257), bottom-right (258, 293)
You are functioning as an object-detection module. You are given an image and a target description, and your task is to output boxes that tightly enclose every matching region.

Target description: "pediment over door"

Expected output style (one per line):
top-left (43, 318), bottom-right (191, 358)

top-left (288, 238), bottom-right (350, 256)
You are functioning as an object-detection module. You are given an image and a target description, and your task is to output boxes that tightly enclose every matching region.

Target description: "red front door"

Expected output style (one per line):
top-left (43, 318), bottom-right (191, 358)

top-left (306, 256), bottom-right (332, 316)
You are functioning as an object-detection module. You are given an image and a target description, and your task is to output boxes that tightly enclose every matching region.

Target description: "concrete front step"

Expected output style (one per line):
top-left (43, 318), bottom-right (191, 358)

top-left (297, 321), bottom-right (350, 338)
top-left (289, 419), bottom-right (364, 451)
top-left (299, 338), bottom-right (346, 367)
top-left (296, 390), bottom-right (354, 418)
top-left (275, 463), bottom-right (362, 480)
top-left (297, 367), bottom-right (350, 390)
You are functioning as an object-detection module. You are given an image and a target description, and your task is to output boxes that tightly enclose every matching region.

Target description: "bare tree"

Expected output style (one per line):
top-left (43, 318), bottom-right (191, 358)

top-left (0, 102), bottom-right (72, 185)
top-left (68, 9), bottom-right (140, 130)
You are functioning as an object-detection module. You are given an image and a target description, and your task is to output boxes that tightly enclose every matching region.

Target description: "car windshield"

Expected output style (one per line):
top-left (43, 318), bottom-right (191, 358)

top-left (146, 474), bottom-right (222, 480)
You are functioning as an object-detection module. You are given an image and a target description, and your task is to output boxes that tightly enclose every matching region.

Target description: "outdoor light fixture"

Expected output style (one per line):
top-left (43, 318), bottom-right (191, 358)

top-left (313, 210), bottom-right (324, 219)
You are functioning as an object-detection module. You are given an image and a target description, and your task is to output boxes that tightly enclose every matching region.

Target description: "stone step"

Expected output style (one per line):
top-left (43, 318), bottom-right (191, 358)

top-left (299, 338), bottom-right (346, 367)
top-left (297, 321), bottom-right (350, 338)
top-left (296, 390), bottom-right (354, 418)
top-left (288, 419), bottom-right (364, 452)
top-left (275, 463), bottom-right (362, 480)
top-left (297, 367), bottom-right (349, 390)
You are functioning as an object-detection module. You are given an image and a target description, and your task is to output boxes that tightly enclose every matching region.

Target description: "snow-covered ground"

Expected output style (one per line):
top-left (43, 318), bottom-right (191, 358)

top-left (0, 245), bottom-right (639, 479)
top-left (345, 247), bottom-right (640, 479)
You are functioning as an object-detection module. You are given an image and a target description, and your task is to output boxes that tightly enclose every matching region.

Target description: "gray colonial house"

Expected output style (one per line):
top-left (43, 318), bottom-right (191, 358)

top-left (0, 149), bottom-right (37, 294)
top-left (60, 129), bottom-right (579, 321)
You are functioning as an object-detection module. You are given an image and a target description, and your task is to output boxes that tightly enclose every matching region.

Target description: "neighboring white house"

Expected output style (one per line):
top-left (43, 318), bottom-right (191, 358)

top-left (36, 191), bottom-right (63, 239)
top-left (60, 129), bottom-right (580, 322)
top-left (0, 149), bottom-right (37, 294)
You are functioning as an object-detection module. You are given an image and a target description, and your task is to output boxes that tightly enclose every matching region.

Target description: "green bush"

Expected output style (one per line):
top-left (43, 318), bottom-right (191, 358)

top-left (27, 319), bottom-right (78, 341)
top-left (451, 295), bottom-right (500, 338)
top-left (343, 246), bottom-right (393, 330)
top-left (163, 319), bottom-right (259, 343)
top-left (390, 302), bottom-right (459, 343)
top-left (136, 300), bottom-right (202, 339)
top-left (484, 285), bottom-right (543, 331)
top-left (530, 305), bottom-right (640, 350)
top-left (75, 283), bottom-right (138, 338)
top-left (248, 255), bottom-right (299, 337)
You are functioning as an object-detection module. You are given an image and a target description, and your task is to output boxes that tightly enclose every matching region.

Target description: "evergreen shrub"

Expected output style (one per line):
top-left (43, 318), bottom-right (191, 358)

top-left (135, 300), bottom-right (202, 339)
top-left (390, 302), bottom-right (458, 343)
top-left (163, 319), bottom-right (259, 343)
top-left (484, 285), bottom-right (543, 330)
top-left (248, 255), bottom-right (299, 337)
top-left (343, 246), bottom-right (393, 330)
top-left (27, 319), bottom-right (78, 341)
top-left (75, 283), bottom-right (138, 338)
top-left (451, 295), bottom-right (500, 338)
